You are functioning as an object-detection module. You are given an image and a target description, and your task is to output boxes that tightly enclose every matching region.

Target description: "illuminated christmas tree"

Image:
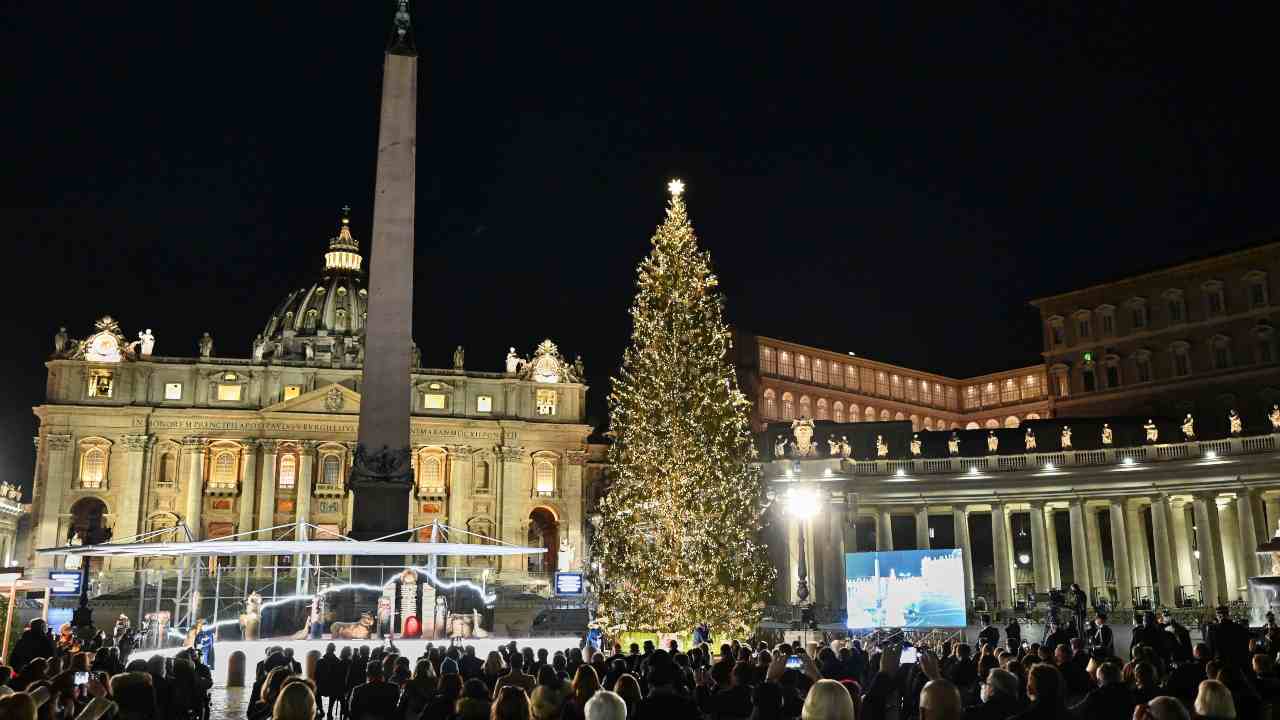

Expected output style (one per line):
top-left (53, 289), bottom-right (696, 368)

top-left (593, 180), bottom-right (775, 635)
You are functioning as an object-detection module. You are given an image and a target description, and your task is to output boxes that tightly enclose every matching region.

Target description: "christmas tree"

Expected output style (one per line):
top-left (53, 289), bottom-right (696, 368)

top-left (593, 179), bottom-right (775, 635)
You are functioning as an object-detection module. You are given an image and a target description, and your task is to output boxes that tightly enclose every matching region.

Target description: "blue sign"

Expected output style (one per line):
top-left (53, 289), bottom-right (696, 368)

top-left (49, 572), bottom-right (82, 596)
top-left (554, 572), bottom-right (584, 596)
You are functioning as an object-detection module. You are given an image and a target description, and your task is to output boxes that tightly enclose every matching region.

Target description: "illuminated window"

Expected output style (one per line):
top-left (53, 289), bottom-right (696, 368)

top-left (535, 389), bottom-right (557, 415)
top-left (778, 351), bottom-right (794, 377)
top-left (322, 455), bottom-right (341, 486)
top-left (781, 392), bottom-right (795, 420)
top-left (278, 455), bottom-right (297, 489)
top-left (1004, 416), bottom-right (1019, 428)
top-left (1001, 379), bottom-right (1018, 403)
top-left (164, 383), bottom-right (183, 400)
top-left (981, 383), bottom-right (998, 406)
top-left (812, 359), bottom-right (827, 385)
top-left (876, 372), bottom-right (889, 396)
top-left (815, 398), bottom-right (828, 420)
top-left (945, 386), bottom-right (958, 410)
top-left (846, 365), bottom-right (858, 389)
top-left (864, 406), bottom-right (876, 422)
top-left (210, 451), bottom-right (237, 488)
top-left (796, 355), bottom-right (810, 381)
top-left (910, 414), bottom-right (919, 430)
top-left (423, 393), bottom-right (447, 410)
top-left (420, 456), bottom-right (443, 492)
top-left (476, 395), bottom-right (492, 413)
top-left (1022, 375), bottom-right (1041, 399)
top-left (283, 385), bottom-right (302, 401)
top-left (964, 386), bottom-right (979, 409)
top-left (534, 461), bottom-right (556, 495)
top-left (894, 411), bottom-right (905, 422)
top-left (217, 384), bottom-right (242, 401)
top-left (763, 389), bottom-right (777, 418)
top-left (966, 422), bottom-right (980, 430)
top-left (919, 382), bottom-right (931, 405)
top-left (905, 378), bottom-right (918, 402)
top-left (829, 362), bottom-right (843, 388)
top-left (881, 409), bottom-right (891, 421)
top-left (890, 375), bottom-right (903, 399)
top-left (157, 451), bottom-right (177, 486)
top-left (923, 417), bottom-right (933, 429)
top-left (87, 370), bottom-right (114, 398)
top-left (798, 395), bottom-right (811, 418)
top-left (760, 346), bottom-right (777, 374)
top-left (833, 401), bottom-right (844, 423)
top-left (849, 403), bottom-right (860, 421)
top-left (861, 368), bottom-right (875, 393)
top-left (80, 447), bottom-right (106, 489)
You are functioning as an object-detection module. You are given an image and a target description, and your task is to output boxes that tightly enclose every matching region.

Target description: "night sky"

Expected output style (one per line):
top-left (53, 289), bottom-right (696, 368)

top-left (4, 3), bottom-right (1277, 496)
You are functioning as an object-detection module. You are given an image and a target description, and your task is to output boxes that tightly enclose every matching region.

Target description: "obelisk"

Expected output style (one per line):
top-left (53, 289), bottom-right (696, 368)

top-left (349, 1), bottom-right (417, 558)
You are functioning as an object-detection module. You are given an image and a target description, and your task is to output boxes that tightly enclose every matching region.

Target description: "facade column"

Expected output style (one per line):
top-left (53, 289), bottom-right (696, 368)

top-left (827, 506), bottom-right (847, 608)
top-left (1236, 488), bottom-right (1262, 580)
top-left (877, 510), bottom-right (893, 551)
top-left (953, 507), bottom-right (975, 605)
top-left (255, 440), bottom-right (279, 569)
top-left (1067, 498), bottom-right (1091, 590)
top-left (236, 441), bottom-right (260, 569)
top-left (34, 434), bottom-right (74, 568)
top-left (1251, 492), bottom-right (1268, 547)
top-left (1028, 501), bottom-right (1051, 592)
top-left (1149, 494), bottom-right (1178, 607)
top-left (1217, 501), bottom-right (1242, 600)
top-left (1126, 504), bottom-right (1152, 594)
top-left (1108, 498), bottom-right (1133, 610)
top-left (293, 442), bottom-right (317, 570)
top-left (1083, 503), bottom-right (1107, 595)
top-left (809, 512), bottom-right (826, 606)
top-left (112, 434), bottom-right (152, 571)
top-left (1192, 494), bottom-right (1225, 606)
top-left (182, 437), bottom-right (207, 539)
top-left (915, 506), bottom-right (930, 549)
top-left (1170, 500), bottom-right (1197, 590)
top-left (1045, 506), bottom-right (1062, 587)
top-left (1264, 496), bottom-right (1280, 539)
top-left (991, 503), bottom-right (1012, 609)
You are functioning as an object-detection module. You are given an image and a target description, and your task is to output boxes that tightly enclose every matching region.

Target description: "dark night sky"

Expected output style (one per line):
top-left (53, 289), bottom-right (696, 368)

top-left (3, 3), bottom-right (1277, 496)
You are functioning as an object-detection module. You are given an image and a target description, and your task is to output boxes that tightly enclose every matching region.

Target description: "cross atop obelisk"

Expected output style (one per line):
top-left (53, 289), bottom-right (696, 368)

top-left (349, 0), bottom-right (418, 540)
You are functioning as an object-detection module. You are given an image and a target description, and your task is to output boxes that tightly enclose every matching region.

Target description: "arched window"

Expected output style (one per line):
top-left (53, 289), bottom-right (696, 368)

top-left (278, 455), bottom-right (297, 489)
top-left (763, 389), bottom-right (777, 418)
top-left (210, 451), bottom-right (237, 487)
top-left (812, 359), bottom-right (827, 385)
top-left (158, 451), bottom-right (177, 487)
top-left (781, 392), bottom-right (795, 420)
top-left (475, 460), bottom-right (491, 491)
top-left (833, 401), bottom-right (844, 423)
top-left (815, 398), bottom-right (828, 420)
top-left (420, 456), bottom-right (443, 492)
top-left (1170, 341), bottom-right (1192, 378)
top-left (1004, 416), bottom-right (1020, 428)
top-left (924, 417), bottom-right (934, 429)
top-left (966, 422), bottom-right (980, 430)
top-left (880, 409), bottom-right (891, 421)
top-left (322, 455), bottom-right (341, 486)
top-left (864, 406), bottom-right (876, 422)
top-left (985, 419), bottom-right (1000, 429)
top-left (893, 411), bottom-right (905, 422)
top-left (1025, 413), bottom-right (1040, 420)
top-left (798, 395), bottom-right (811, 418)
top-left (81, 448), bottom-right (106, 489)
top-left (1255, 325), bottom-right (1277, 364)
top-left (848, 403), bottom-right (859, 421)
top-left (1210, 335), bottom-right (1233, 370)
top-left (534, 461), bottom-right (556, 495)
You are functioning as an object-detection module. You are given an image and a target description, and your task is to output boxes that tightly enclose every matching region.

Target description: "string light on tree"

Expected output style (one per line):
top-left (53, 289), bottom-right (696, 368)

top-left (590, 179), bottom-right (774, 636)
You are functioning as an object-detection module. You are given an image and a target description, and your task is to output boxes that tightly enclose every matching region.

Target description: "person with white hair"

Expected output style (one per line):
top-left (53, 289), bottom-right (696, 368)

top-left (1193, 679), bottom-right (1237, 720)
top-left (801, 679), bottom-right (856, 720)
top-left (584, 689), bottom-right (627, 720)
top-left (1134, 696), bottom-right (1191, 720)
top-left (962, 667), bottom-right (1020, 719)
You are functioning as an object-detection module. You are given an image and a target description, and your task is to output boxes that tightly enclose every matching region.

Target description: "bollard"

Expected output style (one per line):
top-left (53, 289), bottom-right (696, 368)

top-left (305, 649), bottom-right (321, 681)
top-left (226, 650), bottom-right (246, 688)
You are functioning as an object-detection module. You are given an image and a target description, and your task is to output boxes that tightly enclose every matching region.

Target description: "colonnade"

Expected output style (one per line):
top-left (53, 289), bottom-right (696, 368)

top-left (780, 487), bottom-right (1274, 611)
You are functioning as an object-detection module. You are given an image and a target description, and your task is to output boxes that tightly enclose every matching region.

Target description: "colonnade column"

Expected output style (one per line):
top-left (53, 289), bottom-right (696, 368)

top-left (845, 495), bottom-right (859, 554)
top-left (1265, 495), bottom-right (1280, 539)
top-left (1149, 494), bottom-right (1178, 607)
top-left (1170, 499), bottom-right (1197, 590)
top-left (1028, 501), bottom-right (1051, 592)
top-left (1193, 494), bottom-right (1227, 604)
top-left (828, 506), bottom-right (847, 608)
top-left (915, 507), bottom-right (930, 549)
top-left (236, 441), bottom-right (259, 569)
top-left (877, 510), bottom-right (893, 551)
top-left (953, 507), bottom-right (975, 605)
top-left (1067, 498), bottom-right (1091, 590)
top-left (256, 440), bottom-right (279, 569)
top-left (1237, 488), bottom-right (1262, 580)
top-left (182, 437), bottom-right (207, 540)
top-left (1044, 505), bottom-right (1062, 587)
top-left (1107, 498), bottom-right (1133, 610)
top-left (1125, 504), bottom-right (1152, 595)
top-left (1083, 503), bottom-right (1107, 594)
top-left (1217, 501), bottom-right (1242, 599)
top-left (991, 503), bottom-right (1012, 609)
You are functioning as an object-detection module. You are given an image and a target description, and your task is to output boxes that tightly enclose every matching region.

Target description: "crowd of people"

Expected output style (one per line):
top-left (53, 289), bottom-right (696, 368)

top-left (0, 603), bottom-right (1273, 720)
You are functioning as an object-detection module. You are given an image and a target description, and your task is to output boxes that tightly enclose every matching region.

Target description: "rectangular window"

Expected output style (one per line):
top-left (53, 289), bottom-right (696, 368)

top-left (1078, 320), bottom-right (1091, 338)
top-left (1251, 283), bottom-right (1267, 308)
top-left (829, 362), bottom-right (843, 388)
top-left (1001, 381), bottom-right (1018, 403)
top-left (861, 368), bottom-right (874, 393)
top-left (981, 383), bottom-right (998, 406)
top-left (796, 355), bottom-right (811, 381)
top-left (1056, 376), bottom-right (1069, 398)
top-left (890, 375), bottom-right (903, 399)
top-left (1214, 346), bottom-right (1230, 369)
top-left (919, 382), bottom-right (931, 405)
top-left (1052, 326), bottom-right (1065, 346)
top-left (1022, 375), bottom-right (1041, 399)
top-left (1132, 307), bottom-right (1146, 329)
top-left (1208, 292), bottom-right (1224, 315)
top-left (476, 395), bottom-right (492, 413)
top-left (759, 346), bottom-right (777, 374)
top-left (945, 387), bottom-right (958, 410)
top-left (1168, 301), bottom-right (1183, 324)
top-left (1174, 352), bottom-right (1190, 377)
top-left (876, 372), bottom-right (889, 396)
top-left (812, 359), bottom-right (827, 385)
top-left (1261, 340), bottom-right (1275, 364)
top-left (1135, 357), bottom-right (1152, 383)
top-left (283, 385), bottom-right (302, 401)
top-left (1082, 370), bottom-right (1097, 393)
top-left (905, 379), bottom-right (918, 402)
top-left (536, 388), bottom-right (557, 415)
top-left (87, 370), bottom-right (113, 398)
top-left (964, 386), bottom-right (979, 409)
top-left (423, 393), bottom-right (447, 409)
top-left (778, 352), bottom-right (794, 377)
top-left (1101, 314), bottom-right (1114, 336)
top-left (216, 384), bottom-right (242, 401)
top-left (1105, 365), bottom-right (1120, 388)
top-left (845, 365), bottom-right (858, 390)
top-left (164, 382), bottom-right (183, 400)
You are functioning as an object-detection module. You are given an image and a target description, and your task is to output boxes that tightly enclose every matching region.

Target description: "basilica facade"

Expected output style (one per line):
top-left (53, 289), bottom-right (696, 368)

top-left (30, 214), bottom-right (603, 583)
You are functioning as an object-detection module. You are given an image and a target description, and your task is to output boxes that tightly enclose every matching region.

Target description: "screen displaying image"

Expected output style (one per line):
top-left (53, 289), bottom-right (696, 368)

top-left (845, 548), bottom-right (966, 629)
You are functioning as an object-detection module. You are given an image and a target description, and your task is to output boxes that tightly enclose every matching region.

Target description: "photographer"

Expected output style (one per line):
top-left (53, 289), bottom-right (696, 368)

top-left (1085, 613), bottom-right (1114, 658)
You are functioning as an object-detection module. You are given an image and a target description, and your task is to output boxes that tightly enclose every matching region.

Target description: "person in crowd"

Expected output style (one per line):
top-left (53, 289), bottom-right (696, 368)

top-left (455, 678), bottom-right (491, 720)
top-left (634, 661), bottom-right (699, 718)
top-left (348, 661), bottom-right (398, 720)
top-left (1011, 663), bottom-right (1068, 720)
top-left (584, 689), bottom-right (627, 720)
top-left (799, 678), bottom-right (855, 720)
top-left (1132, 696), bottom-right (1190, 720)
top-left (1193, 678), bottom-right (1237, 720)
top-left (1205, 606), bottom-right (1249, 672)
top-left (490, 685), bottom-right (530, 720)
top-left (8, 622), bottom-right (55, 678)
top-left (561, 665), bottom-right (601, 720)
top-left (420, 673), bottom-right (462, 720)
top-left (493, 651), bottom-right (536, 698)
top-left (1068, 661), bottom-right (1132, 719)
top-left (962, 667), bottom-right (1021, 720)
top-left (612, 673), bottom-right (641, 717)
top-left (1085, 613), bottom-right (1114, 658)
top-left (274, 681), bottom-right (317, 720)
top-left (920, 679), bottom-right (962, 720)
top-left (978, 616), bottom-right (999, 651)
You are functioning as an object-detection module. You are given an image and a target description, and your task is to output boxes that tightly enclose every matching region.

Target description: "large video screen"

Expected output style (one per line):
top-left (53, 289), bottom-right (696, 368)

top-left (845, 548), bottom-right (966, 629)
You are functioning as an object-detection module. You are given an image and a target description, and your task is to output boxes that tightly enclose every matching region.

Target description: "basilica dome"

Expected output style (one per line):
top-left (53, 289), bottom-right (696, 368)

top-left (255, 210), bottom-right (368, 366)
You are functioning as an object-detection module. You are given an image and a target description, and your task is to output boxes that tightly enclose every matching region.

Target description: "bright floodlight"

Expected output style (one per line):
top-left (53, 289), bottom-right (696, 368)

top-left (1205, 450), bottom-right (1218, 460)
top-left (1018, 553), bottom-right (1031, 565)
top-left (1043, 462), bottom-right (1055, 472)
top-left (1122, 457), bottom-right (1135, 466)
top-left (785, 487), bottom-right (821, 520)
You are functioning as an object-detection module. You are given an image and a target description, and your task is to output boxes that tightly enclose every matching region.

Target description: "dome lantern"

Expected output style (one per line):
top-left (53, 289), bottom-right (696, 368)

top-left (325, 205), bottom-right (363, 272)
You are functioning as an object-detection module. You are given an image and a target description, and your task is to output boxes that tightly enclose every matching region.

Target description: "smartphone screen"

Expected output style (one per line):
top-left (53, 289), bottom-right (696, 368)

top-left (899, 647), bottom-right (918, 664)
top-left (785, 655), bottom-right (803, 669)
top-left (74, 672), bottom-right (89, 686)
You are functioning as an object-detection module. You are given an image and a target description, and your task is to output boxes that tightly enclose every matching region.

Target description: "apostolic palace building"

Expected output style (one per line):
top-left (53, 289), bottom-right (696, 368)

top-left (30, 212), bottom-right (603, 589)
